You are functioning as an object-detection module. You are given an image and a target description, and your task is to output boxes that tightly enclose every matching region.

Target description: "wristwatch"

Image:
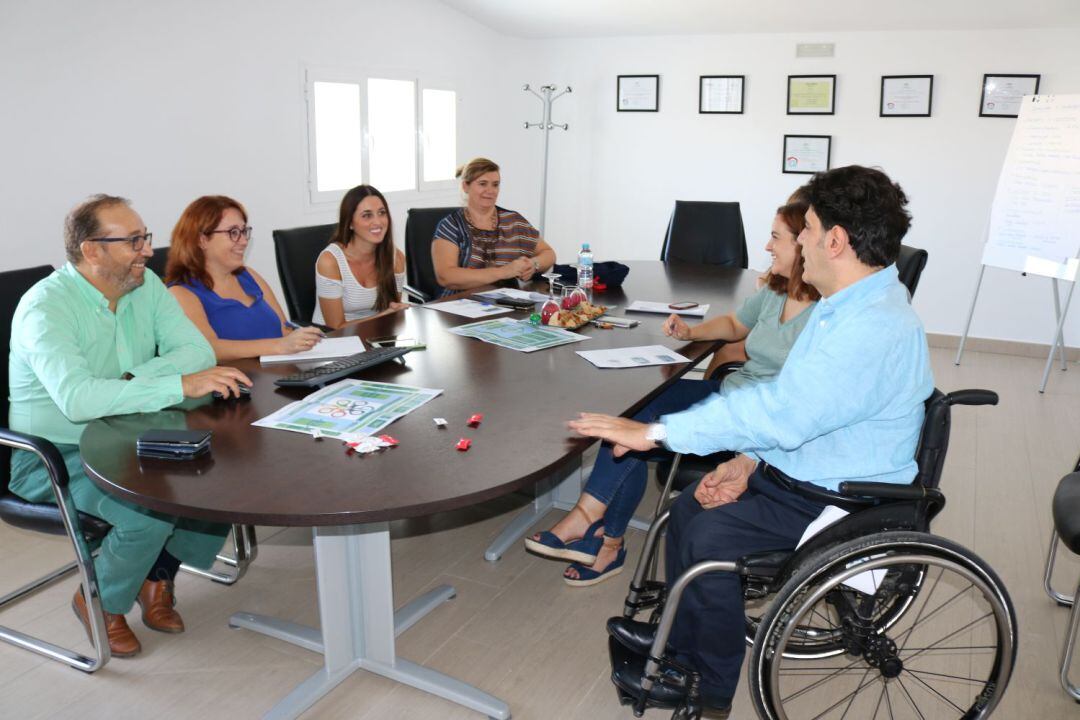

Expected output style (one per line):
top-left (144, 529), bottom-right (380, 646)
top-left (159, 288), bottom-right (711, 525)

top-left (645, 422), bottom-right (668, 445)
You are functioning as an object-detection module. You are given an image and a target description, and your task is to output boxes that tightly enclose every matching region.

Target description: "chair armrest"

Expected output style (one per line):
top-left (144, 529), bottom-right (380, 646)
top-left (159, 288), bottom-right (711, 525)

top-left (945, 389), bottom-right (998, 407)
top-left (706, 361), bottom-right (744, 382)
top-left (402, 283), bottom-right (431, 304)
top-left (0, 428), bottom-right (69, 488)
top-left (839, 481), bottom-right (944, 504)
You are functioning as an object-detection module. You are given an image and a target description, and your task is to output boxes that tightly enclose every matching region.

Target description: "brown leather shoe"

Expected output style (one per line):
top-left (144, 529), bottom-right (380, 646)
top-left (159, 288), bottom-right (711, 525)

top-left (71, 588), bottom-right (141, 658)
top-left (136, 579), bottom-right (185, 633)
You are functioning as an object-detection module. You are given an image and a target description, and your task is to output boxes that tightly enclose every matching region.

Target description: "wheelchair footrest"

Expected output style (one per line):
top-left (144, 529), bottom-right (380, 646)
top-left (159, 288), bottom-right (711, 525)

top-left (608, 635), bottom-right (702, 718)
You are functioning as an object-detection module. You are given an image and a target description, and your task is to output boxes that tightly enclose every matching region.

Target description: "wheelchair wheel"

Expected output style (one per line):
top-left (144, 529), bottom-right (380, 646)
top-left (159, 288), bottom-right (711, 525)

top-left (749, 532), bottom-right (1016, 720)
top-left (744, 566), bottom-right (926, 659)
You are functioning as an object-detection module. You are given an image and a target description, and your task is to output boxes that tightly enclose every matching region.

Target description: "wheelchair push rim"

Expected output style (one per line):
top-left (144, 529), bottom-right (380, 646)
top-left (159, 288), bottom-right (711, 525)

top-left (751, 533), bottom-right (1016, 720)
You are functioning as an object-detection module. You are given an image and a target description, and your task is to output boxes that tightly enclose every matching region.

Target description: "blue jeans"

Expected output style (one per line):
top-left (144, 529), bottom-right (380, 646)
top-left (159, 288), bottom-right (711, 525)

top-left (582, 379), bottom-right (722, 539)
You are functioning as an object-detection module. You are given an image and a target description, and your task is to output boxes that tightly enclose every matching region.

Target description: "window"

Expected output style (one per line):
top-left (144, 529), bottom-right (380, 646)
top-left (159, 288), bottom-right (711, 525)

top-left (305, 69), bottom-right (457, 204)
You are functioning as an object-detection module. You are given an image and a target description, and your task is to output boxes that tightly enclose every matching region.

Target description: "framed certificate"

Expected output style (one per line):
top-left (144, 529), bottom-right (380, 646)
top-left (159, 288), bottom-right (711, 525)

top-left (980, 74), bottom-right (1040, 117)
top-left (783, 135), bottom-right (831, 174)
top-left (880, 75), bottom-right (933, 117)
top-left (617, 75), bottom-right (660, 112)
top-left (787, 75), bottom-right (836, 115)
top-left (699, 76), bottom-right (745, 114)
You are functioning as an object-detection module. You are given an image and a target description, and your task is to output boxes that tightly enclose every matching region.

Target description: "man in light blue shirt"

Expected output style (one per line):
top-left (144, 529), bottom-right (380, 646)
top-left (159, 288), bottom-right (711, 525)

top-left (570, 166), bottom-right (932, 712)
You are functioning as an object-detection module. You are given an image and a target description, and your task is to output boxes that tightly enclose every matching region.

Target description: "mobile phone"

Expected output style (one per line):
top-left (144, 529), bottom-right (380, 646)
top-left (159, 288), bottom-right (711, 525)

top-left (669, 302), bottom-right (700, 310)
top-left (368, 336), bottom-right (426, 350)
top-left (493, 297), bottom-right (535, 310)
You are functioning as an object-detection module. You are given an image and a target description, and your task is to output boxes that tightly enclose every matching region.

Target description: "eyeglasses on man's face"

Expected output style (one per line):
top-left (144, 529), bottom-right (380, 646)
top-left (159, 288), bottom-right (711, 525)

top-left (86, 233), bottom-right (153, 253)
top-left (207, 225), bottom-right (253, 244)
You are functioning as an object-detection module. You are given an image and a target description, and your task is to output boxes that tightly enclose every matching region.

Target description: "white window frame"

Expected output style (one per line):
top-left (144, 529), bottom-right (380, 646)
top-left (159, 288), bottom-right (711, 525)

top-left (303, 65), bottom-right (458, 208)
top-left (418, 81), bottom-right (459, 193)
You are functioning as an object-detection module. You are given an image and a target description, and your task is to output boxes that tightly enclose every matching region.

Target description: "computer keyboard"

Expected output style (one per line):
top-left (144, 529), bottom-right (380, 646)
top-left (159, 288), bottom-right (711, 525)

top-left (274, 346), bottom-right (411, 388)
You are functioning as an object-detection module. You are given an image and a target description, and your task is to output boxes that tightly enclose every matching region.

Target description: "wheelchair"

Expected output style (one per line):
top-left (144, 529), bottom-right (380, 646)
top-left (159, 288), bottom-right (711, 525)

top-left (608, 389), bottom-right (1018, 719)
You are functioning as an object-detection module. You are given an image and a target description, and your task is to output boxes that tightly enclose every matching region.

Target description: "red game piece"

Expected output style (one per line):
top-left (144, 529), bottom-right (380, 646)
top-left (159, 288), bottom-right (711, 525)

top-left (378, 435), bottom-right (399, 447)
top-left (456, 438), bottom-right (471, 451)
top-left (467, 413), bottom-right (483, 428)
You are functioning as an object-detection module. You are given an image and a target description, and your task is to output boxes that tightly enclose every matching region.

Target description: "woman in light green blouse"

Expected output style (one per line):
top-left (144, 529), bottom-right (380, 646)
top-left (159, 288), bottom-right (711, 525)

top-left (525, 199), bottom-right (820, 586)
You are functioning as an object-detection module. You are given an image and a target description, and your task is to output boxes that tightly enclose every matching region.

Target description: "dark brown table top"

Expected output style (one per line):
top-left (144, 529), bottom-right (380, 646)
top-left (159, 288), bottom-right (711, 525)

top-left (80, 261), bottom-right (758, 526)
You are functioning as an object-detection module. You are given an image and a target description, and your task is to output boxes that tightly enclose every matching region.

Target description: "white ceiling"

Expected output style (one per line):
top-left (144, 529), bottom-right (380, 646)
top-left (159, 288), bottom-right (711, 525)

top-left (438, 0), bottom-right (1080, 38)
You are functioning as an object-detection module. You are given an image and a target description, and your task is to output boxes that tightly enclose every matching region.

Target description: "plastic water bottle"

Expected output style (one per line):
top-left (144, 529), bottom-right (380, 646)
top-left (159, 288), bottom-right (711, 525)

top-left (577, 243), bottom-right (594, 290)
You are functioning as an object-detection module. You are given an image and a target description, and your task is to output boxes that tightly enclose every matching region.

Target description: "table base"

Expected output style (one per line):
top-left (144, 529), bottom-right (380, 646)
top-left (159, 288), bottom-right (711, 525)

top-left (230, 522), bottom-right (510, 720)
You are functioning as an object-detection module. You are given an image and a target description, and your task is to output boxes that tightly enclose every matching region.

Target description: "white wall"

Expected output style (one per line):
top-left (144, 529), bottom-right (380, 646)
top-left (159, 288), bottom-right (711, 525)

top-left (530, 29), bottom-right (1080, 345)
top-left (0, 0), bottom-right (536, 300)
top-left (3, 6), bottom-right (1079, 346)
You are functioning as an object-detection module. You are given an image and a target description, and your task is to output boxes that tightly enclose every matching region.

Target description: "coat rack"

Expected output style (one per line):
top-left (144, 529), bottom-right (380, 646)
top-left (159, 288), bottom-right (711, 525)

top-left (523, 84), bottom-right (571, 236)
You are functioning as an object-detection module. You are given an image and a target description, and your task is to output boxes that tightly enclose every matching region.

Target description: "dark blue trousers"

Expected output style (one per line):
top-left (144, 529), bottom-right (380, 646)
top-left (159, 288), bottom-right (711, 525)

top-left (664, 465), bottom-right (826, 703)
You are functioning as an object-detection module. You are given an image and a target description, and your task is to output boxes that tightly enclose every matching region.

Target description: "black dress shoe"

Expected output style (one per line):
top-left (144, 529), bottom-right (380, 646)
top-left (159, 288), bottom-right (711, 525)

top-left (607, 616), bottom-right (662, 656)
top-left (610, 637), bottom-right (693, 709)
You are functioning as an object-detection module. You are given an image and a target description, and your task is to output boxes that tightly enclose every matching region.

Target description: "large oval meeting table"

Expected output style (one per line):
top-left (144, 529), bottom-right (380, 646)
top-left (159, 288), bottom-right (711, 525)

top-left (80, 261), bottom-right (758, 720)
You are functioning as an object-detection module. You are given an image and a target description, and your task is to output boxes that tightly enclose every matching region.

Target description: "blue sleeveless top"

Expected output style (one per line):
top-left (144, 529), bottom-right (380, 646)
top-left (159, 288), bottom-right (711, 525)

top-left (173, 269), bottom-right (283, 341)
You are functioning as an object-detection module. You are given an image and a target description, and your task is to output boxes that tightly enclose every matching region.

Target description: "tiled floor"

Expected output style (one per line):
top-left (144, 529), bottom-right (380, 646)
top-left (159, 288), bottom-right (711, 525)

top-left (1, 347), bottom-right (1078, 719)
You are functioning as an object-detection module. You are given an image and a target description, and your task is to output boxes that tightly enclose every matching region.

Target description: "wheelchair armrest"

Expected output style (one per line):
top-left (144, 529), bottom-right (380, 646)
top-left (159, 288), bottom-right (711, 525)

top-left (839, 481), bottom-right (944, 504)
top-left (0, 428), bottom-right (70, 488)
top-left (706, 361), bottom-right (744, 382)
top-left (402, 283), bottom-right (431, 304)
top-left (945, 389), bottom-right (998, 406)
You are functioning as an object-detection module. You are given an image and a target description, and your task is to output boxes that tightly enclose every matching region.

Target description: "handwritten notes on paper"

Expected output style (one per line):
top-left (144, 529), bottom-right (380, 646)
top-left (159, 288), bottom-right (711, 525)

top-left (983, 94), bottom-right (1080, 281)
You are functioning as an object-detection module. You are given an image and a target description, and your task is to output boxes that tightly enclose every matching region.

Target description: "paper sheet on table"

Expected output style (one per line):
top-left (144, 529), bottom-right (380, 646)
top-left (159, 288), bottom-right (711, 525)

top-left (449, 317), bottom-right (589, 353)
top-left (260, 336), bottom-right (366, 365)
top-left (626, 300), bottom-right (709, 317)
top-left (576, 345), bottom-right (689, 369)
top-left (427, 299), bottom-right (513, 318)
top-left (475, 288), bottom-right (549, 303)
top-left (796, 505), bottom-right (884, 595)
top-left (252, 379), bottom-right (442, 442)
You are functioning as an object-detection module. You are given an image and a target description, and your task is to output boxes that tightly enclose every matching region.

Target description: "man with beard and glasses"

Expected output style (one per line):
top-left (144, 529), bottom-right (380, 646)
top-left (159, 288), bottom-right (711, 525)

top-left (8, 194), bottom-right (253, 658)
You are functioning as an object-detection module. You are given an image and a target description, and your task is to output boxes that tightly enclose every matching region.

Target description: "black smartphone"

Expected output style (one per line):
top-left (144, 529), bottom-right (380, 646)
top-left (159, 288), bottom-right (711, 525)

top-left (493, 297), bottom-right (535, 310)
top-left (668, 302), bottom-right (700, 310)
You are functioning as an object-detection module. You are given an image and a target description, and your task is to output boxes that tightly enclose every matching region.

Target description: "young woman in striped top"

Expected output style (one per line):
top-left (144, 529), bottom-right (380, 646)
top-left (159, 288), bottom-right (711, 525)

top-left (432, 157), bottom-right (556, 296)
top-left (313, 184), bottom-right (407, 329)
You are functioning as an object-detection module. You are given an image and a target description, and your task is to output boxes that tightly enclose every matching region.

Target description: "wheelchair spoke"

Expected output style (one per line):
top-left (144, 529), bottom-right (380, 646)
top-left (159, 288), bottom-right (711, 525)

top-left (900, 611), bottom-right (994, 664)
top-left (870, 681), bottom-right (886, 720)
top-left (884, 681), bottom-right (895, 720)
top-left (901, 668), bottom-right (966, 714)
top-left (888, 581), bottom-right (975, 650)
top-left (904, 667), bottom-right (989, 684)
top-left (780, 654), bottom-right (867, 702)
top-left (896, 566), bottom-right (943, 653)
top-left (804, 669), bottom-right (876, 719)
top-left (895, 677), bottom-right (927, 720)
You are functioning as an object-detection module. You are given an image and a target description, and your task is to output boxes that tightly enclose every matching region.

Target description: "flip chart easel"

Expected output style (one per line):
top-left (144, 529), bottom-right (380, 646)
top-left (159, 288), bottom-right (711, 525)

top-left (955, 94), bottom-right (1080, 393)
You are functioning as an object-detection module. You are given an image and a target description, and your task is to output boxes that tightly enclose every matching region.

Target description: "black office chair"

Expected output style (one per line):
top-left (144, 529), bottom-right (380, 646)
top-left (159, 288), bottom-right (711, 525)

top-left (404, 206), bottom-right (456, 302)
top-left (1042, 451), bottom-right (1080, 701)
top-left (615, 389), bottom-right (1017, 719)
top-left (896, 243), bottom-right (928, 298)
top-left (271, 223), bottom-right (335, 323)
top-left (660, 201), bottom-right (748, 268)
top-left (145, 246), bottom-right (169, 279)
top-left (0, 264), bottom-right (112, 672)
top-left (655, 246), bottom-right (932, 497)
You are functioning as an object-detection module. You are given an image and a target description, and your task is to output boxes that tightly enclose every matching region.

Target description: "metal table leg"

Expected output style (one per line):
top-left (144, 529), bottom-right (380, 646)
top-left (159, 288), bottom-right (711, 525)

top-left (229, 522), bottom-right (510, 720)
top-left (483, 461), bottom-right (584, 562)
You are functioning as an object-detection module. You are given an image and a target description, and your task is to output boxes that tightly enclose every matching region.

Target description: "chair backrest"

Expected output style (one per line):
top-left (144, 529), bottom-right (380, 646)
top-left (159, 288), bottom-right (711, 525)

top-left (145, 246), bottom-right (169, 279)
top-left (271, 224), bottom-right (336, 323)
top-left (912, 389), bottom-right (950, 491)
top-left (660, 201), bottom-right (748, 268)
top-left (896, 244), bottom-right (928, 299)
top-left (1, 265), bottom-right (55, 490)
top-left (404, 207), bottom-right (456, 301)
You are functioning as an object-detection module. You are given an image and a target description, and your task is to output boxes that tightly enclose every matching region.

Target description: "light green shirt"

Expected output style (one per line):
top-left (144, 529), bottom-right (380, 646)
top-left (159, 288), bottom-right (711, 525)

top-left (8, 263), bottom-right (215, 446)
top-left (722, 286), bottom-right (815, 395)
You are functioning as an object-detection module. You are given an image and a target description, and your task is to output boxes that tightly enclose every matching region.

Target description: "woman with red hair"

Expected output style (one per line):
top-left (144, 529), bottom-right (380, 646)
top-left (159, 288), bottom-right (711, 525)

top-left (166, 195), bottom-right (323, 360)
